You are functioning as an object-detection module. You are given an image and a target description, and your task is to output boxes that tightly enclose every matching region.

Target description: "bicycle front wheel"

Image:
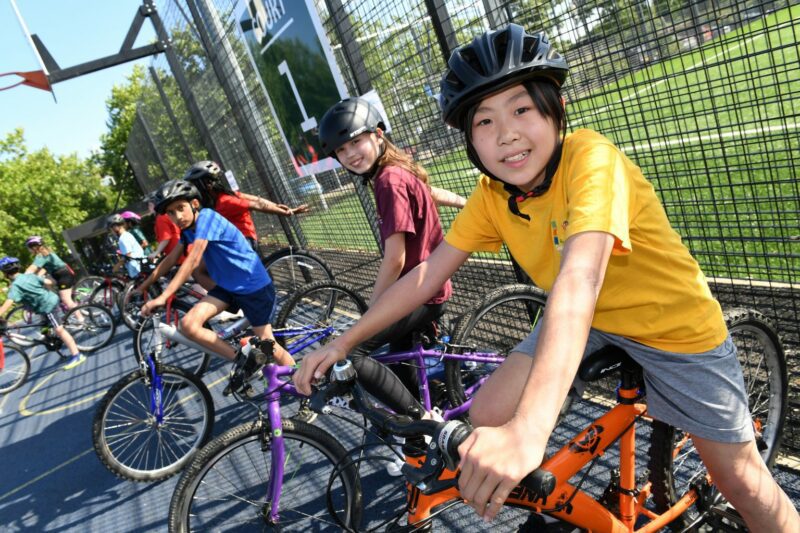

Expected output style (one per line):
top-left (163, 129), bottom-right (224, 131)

top-left (446, 284), bottom-right (548, 408)
top-left (648, 308), bottom-right (787, 530)
top-left (0, 342), bottom-right (30, 394)
top-left (72, 276), bottom-right (104, 305)
top-left (168, 418), bottom-right (362, 532)
top-left (4, 305), bottom-right (46, 348)
top-left (274, 280), bottom-right (367, 357)
top-left (64, 303), bottom-right (116, 352)
top-left (263, 248), bottom-right (334, 313)
top-left (92, 365), bottom-right (214, 482)
top-left (134, 299), bottom-right (212, 378)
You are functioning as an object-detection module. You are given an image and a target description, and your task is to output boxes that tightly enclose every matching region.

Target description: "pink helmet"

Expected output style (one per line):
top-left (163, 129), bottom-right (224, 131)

top-left (120, 211), bottom-right (142, 221)
top-left (25, 235), bottom-right (44, 248)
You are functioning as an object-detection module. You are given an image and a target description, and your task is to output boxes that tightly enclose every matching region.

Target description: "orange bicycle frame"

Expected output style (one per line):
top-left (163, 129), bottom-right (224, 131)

top-left (406, 387), bottom-right (700, 532)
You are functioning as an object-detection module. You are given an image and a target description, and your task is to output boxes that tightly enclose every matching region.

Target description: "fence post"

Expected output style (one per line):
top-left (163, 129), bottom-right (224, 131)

top-left (149, 66), bottom-right (194, 165)
top-left (148, 2), bottom-right (225, 165)
top-left (482, 0), bottom-right (511, 28)
top-left (137, 108), bottom-right (171, 180)
top-left (423, 0), bottom-right (458, 61)
top-left (184, 0), bottom-right (305, 248)
top-left (324, 0), bottom-right (383, 251)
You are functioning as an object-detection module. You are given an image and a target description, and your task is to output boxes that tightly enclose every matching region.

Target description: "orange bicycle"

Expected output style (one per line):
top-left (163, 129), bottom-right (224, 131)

top-left (317, 308), bottom-right (786, 532)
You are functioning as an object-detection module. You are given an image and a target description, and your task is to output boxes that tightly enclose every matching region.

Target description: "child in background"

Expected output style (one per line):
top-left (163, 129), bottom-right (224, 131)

top-left (120, 211), bottom-right (151, 254)
top-left (295, 24), bottom-right (799, 530)
top-left (24, 236), bottom-right (79, 311)
top-left (0, 257), bottom-right (85, 369)
top-left (108, 214), bottom-right (144, 279)
top-left (138, 180), bottom-right (292, 368)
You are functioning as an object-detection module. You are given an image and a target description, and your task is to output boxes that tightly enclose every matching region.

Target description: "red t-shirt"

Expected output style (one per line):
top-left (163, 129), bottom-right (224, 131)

top-left (214, 192), bottom-right (257, 240)
top-left (373, 166), bottom-right (452, 305)
top-left (155, 214), bottom-right (188, 264)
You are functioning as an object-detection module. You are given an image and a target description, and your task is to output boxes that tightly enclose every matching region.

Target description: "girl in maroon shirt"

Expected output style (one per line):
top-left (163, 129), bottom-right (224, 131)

top-left (317, 97), bottom-right (465, 419)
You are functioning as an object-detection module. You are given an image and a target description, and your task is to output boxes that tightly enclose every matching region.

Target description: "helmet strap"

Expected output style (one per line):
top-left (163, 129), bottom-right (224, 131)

top-left (358, 135), bottom-right (386, 185)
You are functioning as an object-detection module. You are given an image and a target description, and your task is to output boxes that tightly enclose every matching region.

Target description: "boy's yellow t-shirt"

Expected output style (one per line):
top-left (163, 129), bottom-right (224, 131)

top-left (446, 129), bottom-right (727, 353)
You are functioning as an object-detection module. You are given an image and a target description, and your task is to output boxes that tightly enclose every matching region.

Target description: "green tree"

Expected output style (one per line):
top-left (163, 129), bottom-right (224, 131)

top-left (92, 65), bottom-right (147, 205)
top-left (0, 128), bottom-right (114, 263)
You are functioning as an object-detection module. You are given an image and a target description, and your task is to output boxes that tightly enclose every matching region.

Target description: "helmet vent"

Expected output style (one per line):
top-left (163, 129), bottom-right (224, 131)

top-left (522, 35), bottom-right (540, 62)
top-left (493, 29), bottom-right (509, 63)
top-left (459, 47), bottom-right (484, 76)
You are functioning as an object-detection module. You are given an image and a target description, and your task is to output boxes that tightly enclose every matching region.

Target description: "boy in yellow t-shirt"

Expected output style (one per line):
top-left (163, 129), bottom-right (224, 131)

top-left (294, 24), bottom-right (798, 530)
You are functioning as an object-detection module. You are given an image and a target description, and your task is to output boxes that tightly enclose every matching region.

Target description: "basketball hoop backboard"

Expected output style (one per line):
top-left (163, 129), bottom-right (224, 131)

top-left (3, 0), bottom-right (56, 99)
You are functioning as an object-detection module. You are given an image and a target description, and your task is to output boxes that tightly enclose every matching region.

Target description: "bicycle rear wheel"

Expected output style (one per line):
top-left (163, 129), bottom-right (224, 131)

top-left (263, 248), bottom-right (334, 315)
top-left (92, 364), bottom-right (214, 482)
top-left (168, 418), bottom-right (362, 532)
top-left (446, 284), bottom-right (548, 408)
top-left (0, 341), bottom-right (30, 394)
top-left (118, 280), bottom-right (160, 331)
top-left (648, 308), bottom-right (787, 530)
top-left (88, 281), bottom-right (123, 324)
top-left (134, 299), bottom-right (211, 378)
top-left (273, 280), bottom-right (367, 357)
top-left (64, 303), bottom-right (116, 352)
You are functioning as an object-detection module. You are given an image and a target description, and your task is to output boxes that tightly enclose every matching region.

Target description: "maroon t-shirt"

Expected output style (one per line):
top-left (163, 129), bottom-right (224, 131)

top-left (373, 166), bottom-right (452, 304)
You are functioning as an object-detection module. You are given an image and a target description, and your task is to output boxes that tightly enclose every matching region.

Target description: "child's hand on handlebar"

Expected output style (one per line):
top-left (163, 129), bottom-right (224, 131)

top-left (292, 341), bottom-right (348, 396)
top-left (140, 295), bottom-right (167, 317)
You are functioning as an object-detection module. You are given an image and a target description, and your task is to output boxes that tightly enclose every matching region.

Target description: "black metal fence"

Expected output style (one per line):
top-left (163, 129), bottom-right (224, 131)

top-left (124, 0), bottom-right (800, 454)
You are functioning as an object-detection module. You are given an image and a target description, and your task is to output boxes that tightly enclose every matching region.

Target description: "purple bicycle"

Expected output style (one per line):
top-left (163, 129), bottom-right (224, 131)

top-left (166, 281), bottom-right (549, 531)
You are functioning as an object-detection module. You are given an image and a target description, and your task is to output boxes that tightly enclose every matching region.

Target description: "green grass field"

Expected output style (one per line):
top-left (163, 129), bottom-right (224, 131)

top-left (294, 5), bottom-right (799, 282)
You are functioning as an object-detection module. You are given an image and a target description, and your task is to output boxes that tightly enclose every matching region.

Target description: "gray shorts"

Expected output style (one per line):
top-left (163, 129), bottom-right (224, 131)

top-left (513, 325), bottom-right (754, 443)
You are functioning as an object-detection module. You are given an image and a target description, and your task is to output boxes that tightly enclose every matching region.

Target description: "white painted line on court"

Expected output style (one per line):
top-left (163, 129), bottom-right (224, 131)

top-left (573, 32), bottom-right (765, 127)
top-left (620, 122), bottom-right (800, 154)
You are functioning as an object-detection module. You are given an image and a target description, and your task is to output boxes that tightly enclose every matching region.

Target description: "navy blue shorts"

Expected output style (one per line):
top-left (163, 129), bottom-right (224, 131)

top-left (208, 283), bottom-right (275, 328)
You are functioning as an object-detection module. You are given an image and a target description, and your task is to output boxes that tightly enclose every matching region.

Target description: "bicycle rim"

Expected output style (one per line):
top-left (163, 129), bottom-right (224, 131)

top-left (274, 281), bottom-right (367, 357)
top-left (264, 250), bottom-right (333, 315)
top-left (94, 366), bottom-right (214, 481)
top-left (169, 419), bottom-right (361, 532)
top-left (0, 343), bottom-right (30, 394)
top-left (65, 304), bottom-right (116, 352)
top-left (648, 308), bottom-right (787, 530)
top-left (446, 284), bottom-right (547, 407)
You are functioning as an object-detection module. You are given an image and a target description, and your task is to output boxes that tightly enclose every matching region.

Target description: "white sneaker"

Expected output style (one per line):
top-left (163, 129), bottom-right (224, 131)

top-left (385, 440), bottom-right (405, 477)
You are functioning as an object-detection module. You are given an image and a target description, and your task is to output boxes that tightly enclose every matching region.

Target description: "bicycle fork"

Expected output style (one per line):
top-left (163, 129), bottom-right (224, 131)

top-left (147, 355), bottom-right (165, 424)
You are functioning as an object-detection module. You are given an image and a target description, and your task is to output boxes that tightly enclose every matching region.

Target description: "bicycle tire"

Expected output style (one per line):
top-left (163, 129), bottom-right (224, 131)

top-left (648, 308), bottom-right (787, 530)
top-left (88, 282), bottom-right (123, 324)
top-left (64, 303), bottom-right (116, 352)
top-left (274, 280), bottom-right (368, 356)
top-left (72, 276), bottom-right (104, 305)
top-left (92, 364), bottom-right (214, 482)
top-left (4, 305), bottom-right (46, 348)
top-left (446, 284), bottom-right (548, 409)
top-left (118, 280), bottom-right (160, 332)
top-left (168, 418), bottom-right (362, 532)
top-left (134, 299), bottom-right (211, 378)
top-left (263, 248), bottom-right (334, 314)
top-left (0, 341), bottom-right (30, 394)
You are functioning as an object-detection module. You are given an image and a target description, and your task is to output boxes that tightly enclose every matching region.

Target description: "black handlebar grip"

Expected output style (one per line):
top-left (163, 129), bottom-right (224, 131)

top-left (519, 469), bottom-right (556, 498)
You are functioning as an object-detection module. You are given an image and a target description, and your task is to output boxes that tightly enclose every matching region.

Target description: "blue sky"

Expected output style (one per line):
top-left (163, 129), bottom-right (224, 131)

top-left (0, 0), bottom-right (156, 159)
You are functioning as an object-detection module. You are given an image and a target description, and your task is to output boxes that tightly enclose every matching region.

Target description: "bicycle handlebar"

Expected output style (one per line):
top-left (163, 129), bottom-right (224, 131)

top-left (311, 359), bottom-right (557, 499)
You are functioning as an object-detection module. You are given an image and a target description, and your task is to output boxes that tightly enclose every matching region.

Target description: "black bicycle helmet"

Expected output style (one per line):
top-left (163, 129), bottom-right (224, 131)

top-left (0, 256), bottom-right (20, 274)
top-left (153, 179), bottom-right (203, 215)
top-left (106, 214), bottom-right (126, 228)
top-left (318, 97), bottom-right (386, 158)
top-left (439, 24), bottom-right (569, 130)
top-left (183, 160), bottom-right (223, 186)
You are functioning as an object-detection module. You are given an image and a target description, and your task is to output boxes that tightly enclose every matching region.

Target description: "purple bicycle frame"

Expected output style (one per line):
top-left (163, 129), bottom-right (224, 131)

top-left (375, 346), bottom-right (504, 420)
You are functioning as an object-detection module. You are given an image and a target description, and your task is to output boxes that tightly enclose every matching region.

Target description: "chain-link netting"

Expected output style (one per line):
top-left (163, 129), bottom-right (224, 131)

top-left (123, 0), bottom-right (799, 454)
